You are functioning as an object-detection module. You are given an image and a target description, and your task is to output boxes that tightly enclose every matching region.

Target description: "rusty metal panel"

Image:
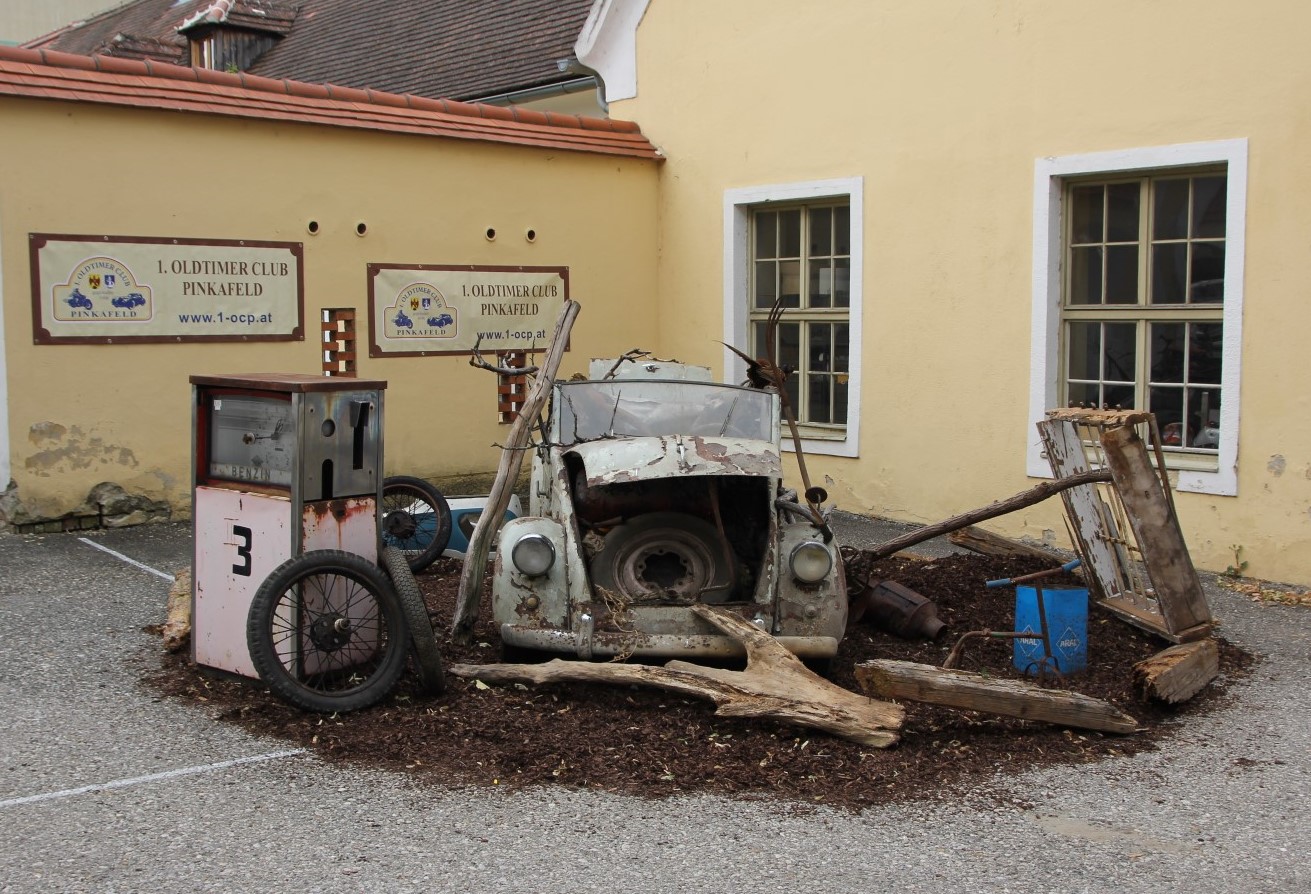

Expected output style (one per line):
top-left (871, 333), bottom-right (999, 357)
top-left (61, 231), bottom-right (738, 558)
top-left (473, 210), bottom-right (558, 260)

top-left (301, 497), bottom-right (378, 562)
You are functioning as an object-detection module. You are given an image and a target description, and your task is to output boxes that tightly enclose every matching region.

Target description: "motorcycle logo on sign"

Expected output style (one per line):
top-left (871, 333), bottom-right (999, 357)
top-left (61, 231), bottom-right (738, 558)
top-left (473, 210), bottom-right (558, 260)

top-left (384, 282), bottom-right (458, 339)
top-left (51, 256), bottom-right (154, 323)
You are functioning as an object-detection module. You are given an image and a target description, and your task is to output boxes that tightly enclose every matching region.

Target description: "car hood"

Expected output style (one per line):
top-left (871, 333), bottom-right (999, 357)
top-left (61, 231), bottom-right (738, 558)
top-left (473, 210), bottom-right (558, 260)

top-left (565, 435), bottom-right (781, 486)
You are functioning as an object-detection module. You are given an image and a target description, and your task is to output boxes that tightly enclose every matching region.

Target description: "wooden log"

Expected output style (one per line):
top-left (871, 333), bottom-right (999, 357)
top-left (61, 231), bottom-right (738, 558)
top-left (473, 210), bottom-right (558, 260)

top-left (163, 568), bottom-right (191, 652)
top-left (947, 525), bottom-right (1070, 564)
top-left (450, 604), bottom-right (905, 748)
top-left (853, 659), bottom-right (1139, 735)
top-left (857, 468), bottom-right (1112, 563)
top-left (452, 299), bottom-right (580, 644)
top-left (1133, 640), bottom-right (1219, 704)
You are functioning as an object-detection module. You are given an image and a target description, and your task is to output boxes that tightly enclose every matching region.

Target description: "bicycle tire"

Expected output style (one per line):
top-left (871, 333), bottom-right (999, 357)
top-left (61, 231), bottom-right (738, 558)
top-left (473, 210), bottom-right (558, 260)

top-left (380, 476), bottom-right (452, 574)
top-left (381, 546), bottom-right (446, 694)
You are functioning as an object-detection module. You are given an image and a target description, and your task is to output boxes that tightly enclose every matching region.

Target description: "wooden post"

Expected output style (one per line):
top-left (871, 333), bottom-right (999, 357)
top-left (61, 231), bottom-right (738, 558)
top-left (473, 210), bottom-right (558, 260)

top-left (856, 468), bottom-right (1111, 563)
top-left (451, 299), bottom-right (580, 644)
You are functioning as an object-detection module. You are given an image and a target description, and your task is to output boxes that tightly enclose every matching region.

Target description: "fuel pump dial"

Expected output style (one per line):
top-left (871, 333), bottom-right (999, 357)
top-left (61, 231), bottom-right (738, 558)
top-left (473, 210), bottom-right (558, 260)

top-left (207, 393), bottom-right (295, 486)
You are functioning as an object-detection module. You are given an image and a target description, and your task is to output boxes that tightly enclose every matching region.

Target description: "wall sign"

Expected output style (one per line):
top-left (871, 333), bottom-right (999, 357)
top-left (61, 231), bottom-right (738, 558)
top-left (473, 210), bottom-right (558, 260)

top-left (368, 264), bottom-right (568, 357)
top-left (30, 233), bottom-right (304, 344)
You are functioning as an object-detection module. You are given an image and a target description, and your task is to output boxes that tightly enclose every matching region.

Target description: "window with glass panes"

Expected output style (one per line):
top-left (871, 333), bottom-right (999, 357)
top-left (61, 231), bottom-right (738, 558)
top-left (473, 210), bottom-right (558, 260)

top-left (1063, 170), bottom-right (1226, 454)
top-left (750, 203), bottom-right (851, 433)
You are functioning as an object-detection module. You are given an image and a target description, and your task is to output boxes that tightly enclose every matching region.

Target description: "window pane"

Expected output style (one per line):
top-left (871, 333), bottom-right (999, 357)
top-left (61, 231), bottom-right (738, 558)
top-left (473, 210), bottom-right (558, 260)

top-left (834, 378), bottom-right (849, 424)
top-left (1070, 246), bottom-right (1102, 305)
top-left (1190, 242), bottom-right (1225, 302)
top-left (754, 260), bottom-right (777, 308)
top-left (1106, 183), bottom-right (1140, 242)
top-left (755, 211), bottom-right (777, 259)
top-left (833, 257), bottom-right (850, 307)
top-left (1070, 185), bottom-right (1104, 244)
top-left (777, 320), bottom-right (801, 372)
top-left (1150, 386), bottom-right (1185, 442)
top-left (751, 321), bottom-right (770, 367)
top-left (1151, 322), bottom-right (1186, 383)
top-left (1103, 383), bottom-right (1136, 410)
top-left (778, 260), bottom-right (802, 307)
top-left (1068, 381), bottom-right (1100, 407)
top-left (1188, 387), bottom-right (1221, 448)
top-left (834, 323), bottom-right (849, 372)
top-left (1192, 176), bottom-right (1227, 238)
top-left (1189, 322), bottom-right (1223, 384)
top-left (780, 209), bottom-right (801, 257)
top-left (1067, 322), bottom-right (1100, 380)
top-left (1151, 243), bottom-right (1187, 304)
top-left (808, 374), bottom-right (832, 424)
top-left (1104, 322), bottom-right (1137, 383)
top-left (809, 323), bottom-right (832, 371)
top-left (1105, 245), bottom-right (1138, 304)
top-left (809, 208), bottom-right (832, 255)
top-left (809, 260), bottom-right (833, 308)
top-left (834, 205), bottom-right (850, 254)
top-left (1153, 179), bottom-right (1189, 240)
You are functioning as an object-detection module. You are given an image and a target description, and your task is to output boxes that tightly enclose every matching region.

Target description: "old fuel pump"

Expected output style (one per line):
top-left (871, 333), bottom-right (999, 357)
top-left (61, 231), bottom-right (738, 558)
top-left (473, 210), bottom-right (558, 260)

top-left (190, 373), bottom-right (387, 680)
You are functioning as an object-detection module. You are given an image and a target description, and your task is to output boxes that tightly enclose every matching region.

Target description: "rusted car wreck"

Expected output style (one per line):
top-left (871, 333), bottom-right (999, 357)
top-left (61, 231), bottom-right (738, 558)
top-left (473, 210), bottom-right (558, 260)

top-left (492, 359), bottom-right (847, 660)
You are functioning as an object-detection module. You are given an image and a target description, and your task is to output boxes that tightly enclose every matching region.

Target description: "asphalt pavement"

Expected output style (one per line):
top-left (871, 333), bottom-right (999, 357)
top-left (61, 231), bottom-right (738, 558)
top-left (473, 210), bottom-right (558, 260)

top-left (1, 517), bottom-right (1307, 893)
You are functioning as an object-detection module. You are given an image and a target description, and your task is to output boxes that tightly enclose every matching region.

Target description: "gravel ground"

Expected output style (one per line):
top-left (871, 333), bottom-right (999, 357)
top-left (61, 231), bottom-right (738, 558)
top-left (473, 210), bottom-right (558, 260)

top-left (1, 517), bottom-right (1307, 893)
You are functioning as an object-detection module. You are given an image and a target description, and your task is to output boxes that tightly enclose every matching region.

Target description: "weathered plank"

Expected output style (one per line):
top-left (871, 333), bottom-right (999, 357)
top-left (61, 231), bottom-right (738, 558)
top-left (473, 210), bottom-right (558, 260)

top-left (947, 525), bottom-right (1070, 564)
top-left (450, 605), bottom-right (905, 748)
top-left (853, 659), bottom-right (1139, 735)
top-left (1101, 424), bottom-right (1213, 635)
top-left (1133, 640), bottom-right (1220, 704)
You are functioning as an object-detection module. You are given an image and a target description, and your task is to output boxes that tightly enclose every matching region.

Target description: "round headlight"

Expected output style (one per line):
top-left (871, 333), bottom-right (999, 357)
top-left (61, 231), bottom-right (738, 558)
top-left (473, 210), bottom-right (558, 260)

top-left (511, 533), bottom-right (556, 577)
top-left (789, 541), bottom-right (832, 583)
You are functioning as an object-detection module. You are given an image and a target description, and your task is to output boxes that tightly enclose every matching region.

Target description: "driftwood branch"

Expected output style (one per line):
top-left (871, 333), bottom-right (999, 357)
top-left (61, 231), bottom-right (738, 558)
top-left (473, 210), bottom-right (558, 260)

top-left (854, 659), bottom-right (1139, 735)
top-left (858, 468), bottom-right (1113, 562)
top-left (467, 335), bottom-right (542, 375)
top-left (452, 299), bottom-right (581, 644)
top-left (451, 605), bottom-right (905, 748)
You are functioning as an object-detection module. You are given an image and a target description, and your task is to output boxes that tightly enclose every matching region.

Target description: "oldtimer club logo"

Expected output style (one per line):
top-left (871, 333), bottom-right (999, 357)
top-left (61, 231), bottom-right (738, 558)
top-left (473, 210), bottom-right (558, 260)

top-left (387, 282), bottom-right (458, 338)
top-left (52, 256), bottom-right (153, 322)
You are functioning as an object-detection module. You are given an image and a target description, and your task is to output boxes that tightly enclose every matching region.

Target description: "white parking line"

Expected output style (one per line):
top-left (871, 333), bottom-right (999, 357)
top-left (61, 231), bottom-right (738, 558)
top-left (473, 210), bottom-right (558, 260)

top-left (78, 537), bottom-right (175, 581)
top-left (0, 749), bottom-right (307, 808)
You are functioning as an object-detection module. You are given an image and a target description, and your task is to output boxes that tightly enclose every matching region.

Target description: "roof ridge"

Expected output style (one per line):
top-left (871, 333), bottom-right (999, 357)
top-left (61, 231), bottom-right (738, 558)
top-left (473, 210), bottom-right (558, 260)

top-left (0, 45), bottom-right (643, 138)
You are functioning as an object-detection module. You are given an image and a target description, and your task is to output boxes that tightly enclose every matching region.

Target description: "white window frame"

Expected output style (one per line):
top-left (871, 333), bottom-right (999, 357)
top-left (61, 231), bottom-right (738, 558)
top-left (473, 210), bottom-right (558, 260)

top-left (724, 177), bottom-right (863, 458)
top-left (1028, 140), bottom-right (1247, 496)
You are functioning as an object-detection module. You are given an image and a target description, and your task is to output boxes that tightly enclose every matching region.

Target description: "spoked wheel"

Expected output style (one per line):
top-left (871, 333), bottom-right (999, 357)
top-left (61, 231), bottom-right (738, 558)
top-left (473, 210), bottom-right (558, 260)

top-left (380, 476), bottom-right (452, 574)
top-left (246, 550), bottom-right (408, 713)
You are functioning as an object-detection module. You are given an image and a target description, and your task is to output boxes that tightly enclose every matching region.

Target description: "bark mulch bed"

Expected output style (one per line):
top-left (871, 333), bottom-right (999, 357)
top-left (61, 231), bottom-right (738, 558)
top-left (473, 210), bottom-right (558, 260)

top-left (146, 552), bottom-right (1252, 812)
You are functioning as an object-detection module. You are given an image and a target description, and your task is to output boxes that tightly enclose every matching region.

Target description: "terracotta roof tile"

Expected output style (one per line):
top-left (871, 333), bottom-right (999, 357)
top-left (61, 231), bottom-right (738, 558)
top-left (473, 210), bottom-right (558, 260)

top-left (26, 0), bottom-right (598, 103)
top-left (0, 46), bottom-right (662, 161)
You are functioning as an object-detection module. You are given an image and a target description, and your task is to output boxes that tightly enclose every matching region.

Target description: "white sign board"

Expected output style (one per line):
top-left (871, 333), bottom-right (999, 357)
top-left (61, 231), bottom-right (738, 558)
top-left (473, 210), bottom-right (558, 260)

top-left (31, 233), bottom-right (304, 344)
top-left (368, 264), bottom-right (568, 357)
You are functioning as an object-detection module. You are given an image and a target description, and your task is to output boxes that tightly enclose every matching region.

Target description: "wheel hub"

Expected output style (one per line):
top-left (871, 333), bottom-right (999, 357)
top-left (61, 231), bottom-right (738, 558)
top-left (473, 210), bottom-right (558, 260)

top-left (383, 509), bottom-right (418, 540)
top-left (309, 613), bottom-right (352, 651)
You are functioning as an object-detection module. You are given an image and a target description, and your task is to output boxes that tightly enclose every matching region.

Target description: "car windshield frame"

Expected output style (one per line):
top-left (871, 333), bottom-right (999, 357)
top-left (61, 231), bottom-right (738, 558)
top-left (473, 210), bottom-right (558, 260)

top-left (553, 380), bottom-right (779, 447)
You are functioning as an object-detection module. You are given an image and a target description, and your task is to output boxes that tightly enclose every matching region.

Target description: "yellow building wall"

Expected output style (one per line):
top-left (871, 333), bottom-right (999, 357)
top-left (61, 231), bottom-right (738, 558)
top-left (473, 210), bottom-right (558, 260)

top-left (0, 97), bottom-right (659, 522)
top-left (616, 0), bottom-right (1311, 584)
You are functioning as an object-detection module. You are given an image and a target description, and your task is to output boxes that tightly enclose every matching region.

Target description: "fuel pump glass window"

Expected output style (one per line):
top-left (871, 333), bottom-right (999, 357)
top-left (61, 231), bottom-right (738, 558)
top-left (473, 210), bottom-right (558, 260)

top-left (208, 394), bottom-right (295, 486)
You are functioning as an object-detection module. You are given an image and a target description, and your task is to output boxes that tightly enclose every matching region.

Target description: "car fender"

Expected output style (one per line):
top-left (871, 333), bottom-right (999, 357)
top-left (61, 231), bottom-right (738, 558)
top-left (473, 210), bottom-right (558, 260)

top-left (493, 515), bottom-right (583, 630)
